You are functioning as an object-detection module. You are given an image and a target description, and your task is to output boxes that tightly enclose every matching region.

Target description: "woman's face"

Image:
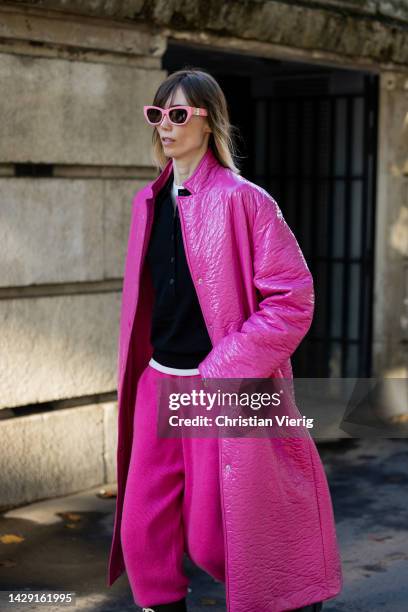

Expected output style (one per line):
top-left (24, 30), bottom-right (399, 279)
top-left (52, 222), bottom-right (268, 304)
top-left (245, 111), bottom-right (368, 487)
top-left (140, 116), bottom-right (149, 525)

top-left (156, 86), bottom-right (212, 160)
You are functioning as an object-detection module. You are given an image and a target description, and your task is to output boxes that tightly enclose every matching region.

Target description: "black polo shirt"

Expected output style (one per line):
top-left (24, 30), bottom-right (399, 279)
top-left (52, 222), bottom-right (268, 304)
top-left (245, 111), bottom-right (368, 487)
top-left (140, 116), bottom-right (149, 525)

top-left (145, 173), bottom-right (213, 369)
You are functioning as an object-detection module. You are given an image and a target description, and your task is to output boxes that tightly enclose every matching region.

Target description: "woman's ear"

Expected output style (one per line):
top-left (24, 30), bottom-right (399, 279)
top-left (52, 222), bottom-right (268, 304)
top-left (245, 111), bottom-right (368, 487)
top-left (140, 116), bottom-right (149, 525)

top-left (204, 119), bottom-right (212, 134)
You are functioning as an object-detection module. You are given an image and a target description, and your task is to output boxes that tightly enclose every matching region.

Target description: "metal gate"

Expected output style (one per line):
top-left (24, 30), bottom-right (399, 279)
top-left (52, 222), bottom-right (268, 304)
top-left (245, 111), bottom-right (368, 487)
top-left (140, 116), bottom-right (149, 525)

top-left (253, 74), bottom-right (378, 377)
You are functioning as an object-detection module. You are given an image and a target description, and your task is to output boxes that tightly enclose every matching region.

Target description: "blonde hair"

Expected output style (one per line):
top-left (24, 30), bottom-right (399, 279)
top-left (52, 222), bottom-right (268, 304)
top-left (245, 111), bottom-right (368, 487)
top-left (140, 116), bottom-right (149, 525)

top-left (148, 67), bottom-right (242, 175)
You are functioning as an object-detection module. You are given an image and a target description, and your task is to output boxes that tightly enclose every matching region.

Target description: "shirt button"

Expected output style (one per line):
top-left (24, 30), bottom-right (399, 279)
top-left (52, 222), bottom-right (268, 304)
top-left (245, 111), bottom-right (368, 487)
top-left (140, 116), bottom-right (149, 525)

top-left (197, 277), bottom-right (203, 284)
top-left (170, 256), bottom-right (175, 263)
top-left (169, 278), bottom-right (175, 285)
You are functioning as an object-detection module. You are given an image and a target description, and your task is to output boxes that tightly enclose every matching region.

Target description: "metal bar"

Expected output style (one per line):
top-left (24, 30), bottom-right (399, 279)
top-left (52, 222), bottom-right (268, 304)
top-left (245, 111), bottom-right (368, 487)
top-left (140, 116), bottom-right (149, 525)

top-left (325, 96), bottom-right (335, 378)
top-left (360, 74), bottom-right (379, 376)
top-left (309, 97), bottom-right (319, 376)
top-left (341, 96), bottom-right (353, 376)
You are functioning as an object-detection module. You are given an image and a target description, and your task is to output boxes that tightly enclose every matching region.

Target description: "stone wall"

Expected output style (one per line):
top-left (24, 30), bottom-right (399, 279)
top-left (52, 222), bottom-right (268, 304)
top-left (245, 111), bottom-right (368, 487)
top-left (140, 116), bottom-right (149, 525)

top-left (373, 71), bottom-right (408, 377)
top-left (3, 0), bottom-right (408, 66)
top-left (0, 7), bottom-right (167, 507)
top-left (0, 0), bottom-right (407, 507)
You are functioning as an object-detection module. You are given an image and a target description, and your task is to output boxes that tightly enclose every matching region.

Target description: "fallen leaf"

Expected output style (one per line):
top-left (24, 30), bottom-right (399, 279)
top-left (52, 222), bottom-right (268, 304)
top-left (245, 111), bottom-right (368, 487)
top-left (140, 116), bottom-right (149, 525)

top-left (389, 414), bottom-right (408, 423)
top-left (0, 534), bottom-right (24, 544)
top-left (97, 489), bottom-right (116, 499)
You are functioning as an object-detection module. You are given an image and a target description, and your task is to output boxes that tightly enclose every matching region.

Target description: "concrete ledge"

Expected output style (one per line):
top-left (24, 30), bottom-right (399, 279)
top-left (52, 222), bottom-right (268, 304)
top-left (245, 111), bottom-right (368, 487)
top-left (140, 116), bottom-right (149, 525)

top-left (0, 401), bottom-right (118, 511)
top-left (3, 0), bottom-right (408, 66)
top-left (0, 6), bottom-right (165, 58)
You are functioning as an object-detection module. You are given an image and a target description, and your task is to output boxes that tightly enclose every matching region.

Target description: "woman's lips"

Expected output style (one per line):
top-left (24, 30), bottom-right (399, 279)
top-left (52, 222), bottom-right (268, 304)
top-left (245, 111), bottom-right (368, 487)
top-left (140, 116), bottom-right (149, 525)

top-left (162, 138), bottom-right (175, 144)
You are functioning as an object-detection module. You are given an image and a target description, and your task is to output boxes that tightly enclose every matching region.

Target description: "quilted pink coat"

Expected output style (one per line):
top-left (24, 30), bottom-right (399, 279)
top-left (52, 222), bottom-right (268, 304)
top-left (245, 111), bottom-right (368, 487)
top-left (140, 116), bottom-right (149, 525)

top-left (107, 146), bottom-right (343, 611)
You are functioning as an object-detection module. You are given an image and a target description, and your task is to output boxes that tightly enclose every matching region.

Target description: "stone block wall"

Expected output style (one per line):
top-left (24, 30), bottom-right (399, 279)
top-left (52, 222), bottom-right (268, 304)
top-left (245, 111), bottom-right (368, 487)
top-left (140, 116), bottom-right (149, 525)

top-left (0, 0), bottom-right (407, 507)
top-left (0, 5), bottom-right (167, 508)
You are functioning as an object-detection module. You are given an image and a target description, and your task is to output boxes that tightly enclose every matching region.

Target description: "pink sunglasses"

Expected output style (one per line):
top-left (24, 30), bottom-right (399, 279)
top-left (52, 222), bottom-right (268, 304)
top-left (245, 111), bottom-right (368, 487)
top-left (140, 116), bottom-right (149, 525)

top-left (143, 105), bottom-right (208, 126)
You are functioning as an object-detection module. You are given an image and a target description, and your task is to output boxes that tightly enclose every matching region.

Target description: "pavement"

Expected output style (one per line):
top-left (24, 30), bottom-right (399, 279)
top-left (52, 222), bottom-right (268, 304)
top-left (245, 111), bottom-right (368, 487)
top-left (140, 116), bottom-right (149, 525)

top-left (1, 437), bottom-right (408, 611)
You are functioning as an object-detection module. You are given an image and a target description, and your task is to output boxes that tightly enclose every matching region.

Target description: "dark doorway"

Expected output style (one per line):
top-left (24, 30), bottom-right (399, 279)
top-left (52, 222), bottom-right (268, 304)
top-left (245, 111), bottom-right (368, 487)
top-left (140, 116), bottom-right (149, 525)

top-left (163, 42), bottom-right (378, 378)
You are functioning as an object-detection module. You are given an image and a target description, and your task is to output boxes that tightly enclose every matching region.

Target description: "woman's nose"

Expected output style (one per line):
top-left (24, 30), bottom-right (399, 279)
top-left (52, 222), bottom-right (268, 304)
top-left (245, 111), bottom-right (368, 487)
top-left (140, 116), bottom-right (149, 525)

top-left (160, 114), bottom-right (172, 128)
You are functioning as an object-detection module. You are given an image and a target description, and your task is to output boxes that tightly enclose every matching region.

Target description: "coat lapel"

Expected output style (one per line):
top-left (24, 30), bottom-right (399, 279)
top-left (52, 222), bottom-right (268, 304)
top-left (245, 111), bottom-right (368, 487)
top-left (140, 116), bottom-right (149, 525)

top-left (118, 148), bottom-right (220, 396)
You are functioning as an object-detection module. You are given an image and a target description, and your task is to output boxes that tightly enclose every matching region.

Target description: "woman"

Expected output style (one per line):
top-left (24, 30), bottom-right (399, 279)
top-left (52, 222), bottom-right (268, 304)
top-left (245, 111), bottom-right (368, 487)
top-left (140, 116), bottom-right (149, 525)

top-left (107, 68), bottom-right (343, 612)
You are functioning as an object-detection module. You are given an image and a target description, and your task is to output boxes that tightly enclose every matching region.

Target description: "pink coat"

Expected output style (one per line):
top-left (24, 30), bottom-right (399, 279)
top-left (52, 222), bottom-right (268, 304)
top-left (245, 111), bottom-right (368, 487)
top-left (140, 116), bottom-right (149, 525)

top-left (107, 146), bottom-right (343, 611)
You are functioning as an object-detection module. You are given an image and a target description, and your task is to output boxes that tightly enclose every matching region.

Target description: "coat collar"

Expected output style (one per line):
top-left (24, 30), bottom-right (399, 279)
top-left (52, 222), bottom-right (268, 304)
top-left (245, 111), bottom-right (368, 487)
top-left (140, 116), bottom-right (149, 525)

top-left (148, 146), bottom-right (220, 198)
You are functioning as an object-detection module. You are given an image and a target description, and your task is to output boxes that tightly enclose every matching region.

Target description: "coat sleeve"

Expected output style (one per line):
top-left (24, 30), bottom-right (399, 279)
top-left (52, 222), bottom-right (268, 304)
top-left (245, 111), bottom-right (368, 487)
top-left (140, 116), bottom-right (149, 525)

top-left (197, 189), bottom-right (315, 379)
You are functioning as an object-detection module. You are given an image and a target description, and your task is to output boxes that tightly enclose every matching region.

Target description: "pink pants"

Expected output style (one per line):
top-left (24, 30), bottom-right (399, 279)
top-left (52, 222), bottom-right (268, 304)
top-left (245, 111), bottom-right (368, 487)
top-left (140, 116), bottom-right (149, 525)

top-left (120, 364), bottom-right (226, 608)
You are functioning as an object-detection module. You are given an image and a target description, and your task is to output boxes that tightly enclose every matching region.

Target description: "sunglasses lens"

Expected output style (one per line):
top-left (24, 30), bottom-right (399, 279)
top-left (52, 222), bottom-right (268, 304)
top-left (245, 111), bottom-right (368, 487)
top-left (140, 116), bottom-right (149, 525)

top-left (169, 108), bottom-right (188, 124)
top-left (146, 108), bottom-right (162, 124)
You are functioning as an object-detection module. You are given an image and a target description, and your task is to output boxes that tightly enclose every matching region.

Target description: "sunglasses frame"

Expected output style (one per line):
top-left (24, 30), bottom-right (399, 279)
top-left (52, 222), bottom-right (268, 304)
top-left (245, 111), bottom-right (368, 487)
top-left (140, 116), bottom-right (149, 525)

top-left (143, 105), bottom-right (208, 126)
